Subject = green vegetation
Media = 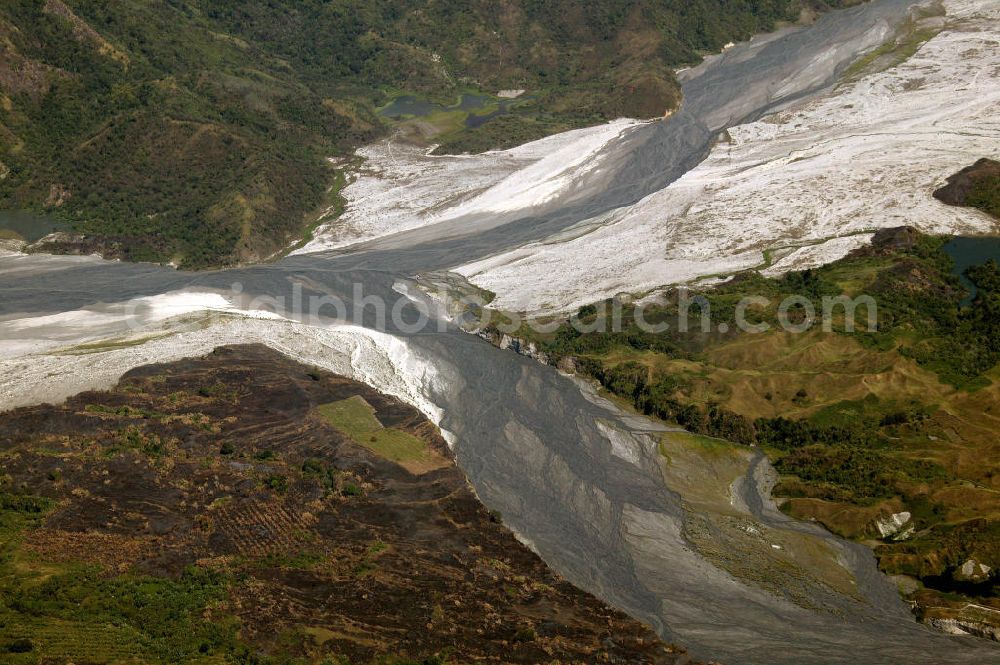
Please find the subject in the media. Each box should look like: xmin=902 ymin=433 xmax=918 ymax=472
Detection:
xmin=774 ymin=444 xmax=946 ymax=503
xmin=1 ymin=0 xmax=852 ymax=267
xmin=374 ymin=91 xmax=573 ymax=154
xmin=968 ymin=171 xmax=1000 ymax=219
xmin=315 ymin=396 xmax=430 ymax=466
xmin=499 ymin=229 xmax=1000 ymax=609
xmin=0 ymin=566 xmax=236 ymax=663
xmin=840 ymin=9 xmax=942 ymax=82
xmin=341 ymin=483 xmax=363 ymax=498
xmin=266 ymin=474 xmax=289 ymax=493
xmin=257 ymin=551 xmax=323 ymax=571
xmin=0 ymin=493 xmax=238 ymax=663
xmin=316 ymin=396 xmax=383 ymax=441
xmin=432 ymin=113 xmax=572 ymax=155
xmin=109 ymin=424 xmax=166 ymax=457
xmin=0 ymin=493 xmax=55 ymax=555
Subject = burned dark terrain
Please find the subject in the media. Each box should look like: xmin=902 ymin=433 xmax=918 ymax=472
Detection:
xmin=0 ymin=344 xmax=692 ymax=664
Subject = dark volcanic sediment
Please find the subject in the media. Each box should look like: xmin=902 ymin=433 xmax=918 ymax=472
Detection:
xmin=0 ymin=344 xmax=694 ymax=664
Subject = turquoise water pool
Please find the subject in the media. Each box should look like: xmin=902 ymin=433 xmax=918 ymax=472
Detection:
xmin=942 ymin=236 xmax=1000 ymax=305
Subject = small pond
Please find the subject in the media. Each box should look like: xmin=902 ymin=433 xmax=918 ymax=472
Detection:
xmin=0 ymin=210 xmax=67 ymax=243
xmin=379 ymin=92 xmax=527 ymax=128
xmin=942 ymin=236 xmax=1000 ymax=305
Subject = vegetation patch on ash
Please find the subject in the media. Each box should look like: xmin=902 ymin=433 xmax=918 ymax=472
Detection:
xmin=935 ymin=158 xmax=1000 ymax=220
xmin=0 ymin=344 xmax=697 ymax=664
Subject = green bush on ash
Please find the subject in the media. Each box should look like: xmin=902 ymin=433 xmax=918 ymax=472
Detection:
xmin=513 ymin=626 xmax=537 ymax=642
xmin=967 ymin=172 xmax=1000 ymax=219
xmin=308 ymin=460 xmax=337 ymax=490
xmin=258 ymin=551 xmax=323 ymax=570
xmin=0 ymin=494 xmax=54 ymax=515
xmin=266 ymin=474 xmax=289 ymax=494
xmin=110 ymin=425 xmax=165 ymax=457
xmin=301 ymin=458 xmax=325 ymax=476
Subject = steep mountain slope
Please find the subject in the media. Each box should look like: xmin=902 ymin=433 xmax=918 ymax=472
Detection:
xmin=0 ymin=0 xmax=851 ymax=268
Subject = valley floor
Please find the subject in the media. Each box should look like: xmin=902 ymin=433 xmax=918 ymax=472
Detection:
xmin=454 ymin=0 xmax=1000 ymax=314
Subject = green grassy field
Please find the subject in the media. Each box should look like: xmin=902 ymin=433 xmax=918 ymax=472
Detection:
xmin=315 ymin=396 xmax=432 ymax=467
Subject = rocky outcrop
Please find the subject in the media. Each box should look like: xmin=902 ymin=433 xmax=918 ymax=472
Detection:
xmin=875 ymin=511 xmax=913 ymax=541
xmin=0 ymin=237 xmax=25 ymax=254
xmin=955 ymin=558 xmax=993 ymax=584
xmin=927 ymin=617 xmax=1000 ymax=642
xmin=934 ymin=158 xmax=1000 ymax=213
xmin=476 ymin=327 xmax=552 ymax=365
xmin=851 ymin=226 xmax=922 ymax=258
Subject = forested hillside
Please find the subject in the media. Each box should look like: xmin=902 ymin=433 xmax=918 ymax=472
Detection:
xmin=0 ymin=0 xmax=849 ymax=268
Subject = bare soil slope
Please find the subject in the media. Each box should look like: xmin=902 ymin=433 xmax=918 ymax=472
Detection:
xmin=0 ymin=344 xmax=694 ymax=664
